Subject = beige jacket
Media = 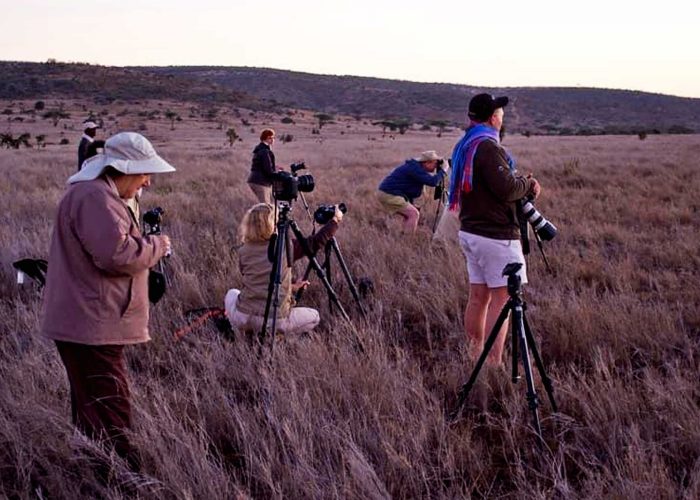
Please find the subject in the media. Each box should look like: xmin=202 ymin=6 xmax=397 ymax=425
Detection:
xmin=235 ymin=221 xmax=339 ymax=318
xmin=41 ymin=176 xmax=168 ymax=345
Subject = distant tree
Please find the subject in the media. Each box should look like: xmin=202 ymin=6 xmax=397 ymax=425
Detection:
xmin=396 ymin=119 xmax=412 ymax=135
xmin=281 ymin=116 xmax=295 ymax=124
xmin=36 ymin=134 xmax=46 ymax=148
xmin=42 ymin=109 xmax=70 ymax=127
xmin=59 ymin=138 xmax=69 ymax=145
xmin=1 ymin=108 xmax=12 ymax=115
xmin=638 ymin=131 xmax=647 ymax=140
xmin=315 ymin=113 xmax=334 ymax=130
xmin=165 ymin=110 xmax=180 ymax=130
xmin=0 ymin=133 xmax=12 ymax=148
xmin=226 ymin=127 xmax=239 ymax=147
xmin=372 ymin=120 xmax=397 ymax=134
xmin=668 ymin=125 xmax=693 ymax=134
xmin=279 ymin=133 xmax=294 ymax=144
xmin=430 ymin=120 xmax=449 ymax=138
xmin=1 ymin=133 xmax=32 ymax=149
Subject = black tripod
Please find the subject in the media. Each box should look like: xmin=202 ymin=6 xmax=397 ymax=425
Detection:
xmin=431 ymin=176 xmax=447 ymax=234
xmin=450 ymin=263 xmax=557 ymax=439
xmin=295 ymin=236 xmax=367 ymax=319
xmin=260 ymin=203 xmax=350 ymax=351
xmin=520 ymin=218 xmax=553 ymax=274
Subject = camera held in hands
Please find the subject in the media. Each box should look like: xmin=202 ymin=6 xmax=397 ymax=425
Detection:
xmin=143 ymin=207 xmax=165 ymax=235
xmin=519 ymin=196 xmax=557 ymax=241
xmin=314 ymin=203 xmax=347 ymax=225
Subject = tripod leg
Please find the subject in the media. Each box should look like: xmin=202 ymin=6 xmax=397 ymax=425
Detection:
xmin=523 ymin=314 xmax=558 ymax=412
xmin=511 ymin=312 xmax=519 ymax=383
xmin=325 ymin=242 xmax=333 ymax=313
xmin=450 ymin=300 xmax=512 ymax=419
xmin=534 ymin=231 xmax=553 ymax=274
xmin=289 ymin=221 xmax=351 ymax=322
xmin=330 ymin=239 xmax=367 ymax=319
xmin=513 ymin=304 xmax=543 ymax=438
xmin=260 ymin=222 xmax=288 ymax=352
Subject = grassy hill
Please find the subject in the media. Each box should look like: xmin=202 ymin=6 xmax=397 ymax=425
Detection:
xmin=2 ymin=61 xmax=699 ymax=135
xmin=142 ymin=66 xmax=700 ymax=134
xmin=0 ymin=61 xmax=264 ymax=109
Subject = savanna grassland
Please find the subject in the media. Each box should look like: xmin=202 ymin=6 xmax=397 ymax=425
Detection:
xmin=1 ymin=99 xmax=699 ymax=499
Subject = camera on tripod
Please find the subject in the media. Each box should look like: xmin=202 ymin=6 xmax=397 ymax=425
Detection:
xmin=272 ymin=163 xmax=315 ymax=201
xmin=314 ymin=203 xmax=347 ymax=224
xmin=519 ymin=196 xmax=557 ymax=241
xmin=143 ymin=207 xmax=165 ymax=235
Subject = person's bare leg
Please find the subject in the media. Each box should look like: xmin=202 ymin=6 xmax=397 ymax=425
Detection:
xmin=397 ymin=204 xmax=420 ymax=232
xmin=484 ymin=286 xmax=510 ymax=366
xmin=464 ymin=284 xmax=489 ymax=360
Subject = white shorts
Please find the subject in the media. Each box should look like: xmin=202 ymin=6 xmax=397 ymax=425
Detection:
xmin=458 ymin=231 xmax=527 ymax=288
xmin=224 ymin=289 xmax=320 ymax=335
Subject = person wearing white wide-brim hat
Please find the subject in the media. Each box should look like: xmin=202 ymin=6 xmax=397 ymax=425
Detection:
xmin=376 ymin=150 xmax=448 ymax=233
xmin=43 ymin=132 xmax=175 ymax=470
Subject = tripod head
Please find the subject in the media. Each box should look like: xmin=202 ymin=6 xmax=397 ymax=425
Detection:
xmin=503 ymin=262 xmax=523 ymax=299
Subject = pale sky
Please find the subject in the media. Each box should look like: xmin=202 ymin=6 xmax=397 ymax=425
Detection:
xmin=1 ymin=0 xmax=698 ymax=98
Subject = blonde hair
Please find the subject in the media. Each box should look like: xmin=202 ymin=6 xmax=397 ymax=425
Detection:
xmin=239 ymin=203 xmax=275 ymax=243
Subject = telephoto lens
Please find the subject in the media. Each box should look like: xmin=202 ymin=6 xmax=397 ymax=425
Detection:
xmin=520 ymin=199 xmax=557 ymax=241
xmin=296 ymin=174 xmax=315 ymax=193
xmin=313 ymin=203 xmax=347 ymax=225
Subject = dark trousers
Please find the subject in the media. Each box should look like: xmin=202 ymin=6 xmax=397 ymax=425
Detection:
xmin=55 ymin=341 xmax=135 ymax=465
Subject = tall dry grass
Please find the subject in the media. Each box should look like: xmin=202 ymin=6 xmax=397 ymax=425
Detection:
xmin=1 ymin=101 xmax=699 ymax=498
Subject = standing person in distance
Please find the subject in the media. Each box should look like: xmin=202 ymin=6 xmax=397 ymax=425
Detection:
xmin=77 ymin=120 xmax=104 ymax=171
xmin=42 ymin=132 xmax=175 ymax=470
xmin=248 ymin=129 xmax=277 ymax=204
xmin=449 ymin=94 xmax=541 ymax=366
xmin=377 ymin=150 xmax=447 ymax=233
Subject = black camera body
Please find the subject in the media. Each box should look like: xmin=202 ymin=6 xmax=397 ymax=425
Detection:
xmin=272 ymin=171 xmax=315 ymax=201
xmin=519 ymin=196 xmax=557 ymax=241
xmin=290 ymin=161 xmax=306 ymax=174
xmin=143 ymin=207 xmax=164 ymax=235
xmin=314 ymin=203 xmax=347 ymax=225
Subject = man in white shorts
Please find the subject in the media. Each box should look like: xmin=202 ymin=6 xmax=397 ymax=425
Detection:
xmin=449 ymin=93 xmax=541 ymax=366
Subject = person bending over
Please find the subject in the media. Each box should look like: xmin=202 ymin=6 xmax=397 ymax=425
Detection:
xmin=247 ymin=129 xmax=277 ymax=204
xmin=225 ymin=203 xmax=343 ymax=334
xmin=449 ymin=93 xmax=541 ymax=366
xmin=377 ymin=150 xmax=447 ymax=232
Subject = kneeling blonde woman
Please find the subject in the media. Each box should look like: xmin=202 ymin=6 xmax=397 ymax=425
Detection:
xmin=225 ymin=203 xmax=343 ymax=335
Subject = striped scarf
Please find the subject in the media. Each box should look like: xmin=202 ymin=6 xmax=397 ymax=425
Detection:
xmin=448 ymin=124 xmax=515 ymax=210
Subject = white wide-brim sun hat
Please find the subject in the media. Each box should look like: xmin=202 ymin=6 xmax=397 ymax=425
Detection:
xmin=69 ymin=131 xmax=176 ymax=184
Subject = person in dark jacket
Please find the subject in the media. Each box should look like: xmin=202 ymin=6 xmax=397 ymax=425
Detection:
xmin=449 ymin=93 xmax=541 ymax=366
xmin=377 ymin=150 xmax=447 ymax=232
xmin=248 ymin=129 xmax=276 ymax=203
xmin=77 ymin=120 xmax=104 ymax=171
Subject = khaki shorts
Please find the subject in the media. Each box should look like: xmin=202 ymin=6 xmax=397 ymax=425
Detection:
xmin=458 ymin=231 xmax=527 ymax=288
xmin=377 ymin=190 xmax=409 ymax=214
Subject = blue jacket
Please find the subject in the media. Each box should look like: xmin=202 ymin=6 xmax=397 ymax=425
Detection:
xmin=378 ymin=159 xmax=445 ymax=203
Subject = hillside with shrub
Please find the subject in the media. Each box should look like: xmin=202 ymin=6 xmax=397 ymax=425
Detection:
xmin=143 ymin=66 xmax=700 ymax=135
